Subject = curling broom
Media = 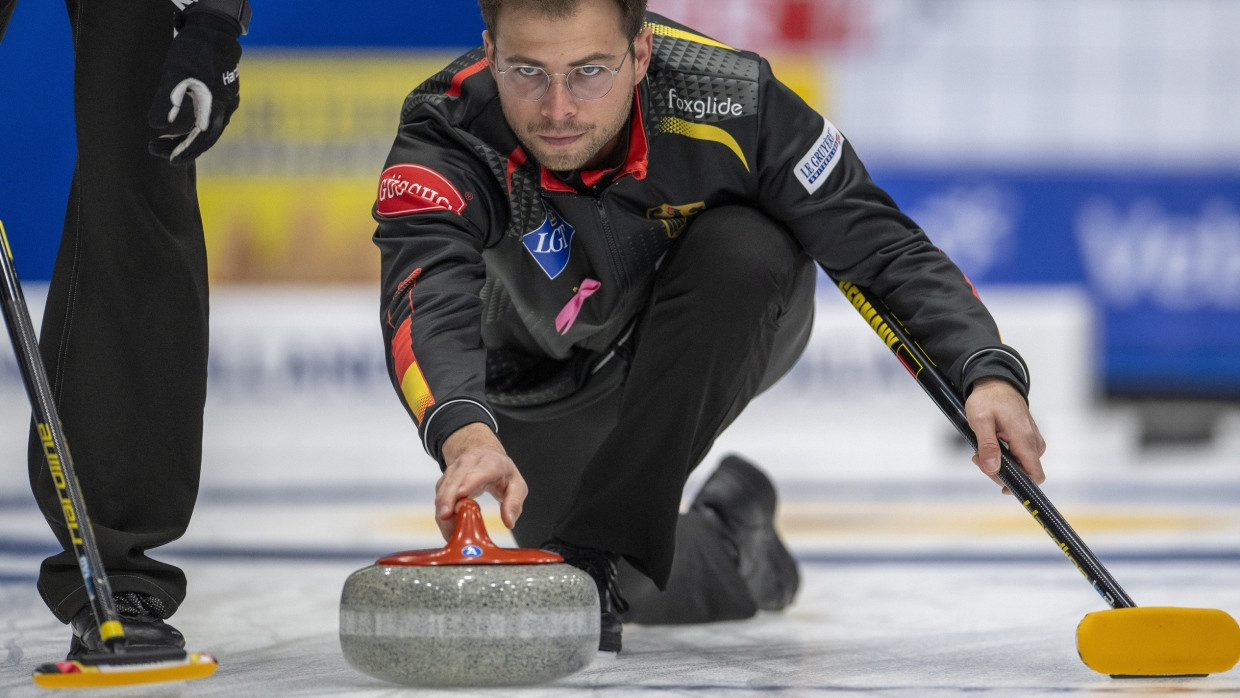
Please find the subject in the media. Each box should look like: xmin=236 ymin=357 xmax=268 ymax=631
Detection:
xmin=0 ymin=220 xmax=217 ymax=688
xmin=836 ymin=279 xmax=1240 ymax=677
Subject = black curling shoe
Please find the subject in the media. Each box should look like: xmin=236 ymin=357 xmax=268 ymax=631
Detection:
xmin=691 ymin=454 xmax=800 ymax=611
xmin=67 ymin=592 xmax=185 ymax=660
xmin=542 ymin=540 xmax=630 ymax=653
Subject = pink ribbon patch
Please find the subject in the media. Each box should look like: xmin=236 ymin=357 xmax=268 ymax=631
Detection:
xmin=555 ymin=279 xmax=601 ymax=335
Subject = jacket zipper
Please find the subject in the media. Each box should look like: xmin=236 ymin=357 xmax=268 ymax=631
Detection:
xmin=593 ymin=192 xmax=631 ymax=291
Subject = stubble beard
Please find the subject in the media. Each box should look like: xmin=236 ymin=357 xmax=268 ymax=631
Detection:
xmin=508 ymin=100 xmax=633 ymax=172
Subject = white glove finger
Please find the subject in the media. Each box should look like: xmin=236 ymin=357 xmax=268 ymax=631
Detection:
xmin=183 ymin=79 xmax=214 ymax=132
xmin=169 ymin=127 xmax=202 ymax=162
xmin=165 ymin=78 xmax=214 ymax=132
xmin=166 ymin=80 xmax=191 ymax=123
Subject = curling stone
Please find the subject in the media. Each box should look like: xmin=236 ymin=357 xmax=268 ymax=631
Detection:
xmin=339 ymin=499 xmax=600 ymax=686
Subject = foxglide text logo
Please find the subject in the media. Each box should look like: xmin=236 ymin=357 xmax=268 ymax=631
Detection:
xmin=667 ymin=88 xmax=744 ymax=120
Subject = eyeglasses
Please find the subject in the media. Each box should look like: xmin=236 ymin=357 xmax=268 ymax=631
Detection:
xmin=496 ymin=50 xmax=631 ymax=102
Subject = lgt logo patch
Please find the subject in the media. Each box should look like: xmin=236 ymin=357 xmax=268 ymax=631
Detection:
xmin=523 ymin=201 xmax=575 ymax=279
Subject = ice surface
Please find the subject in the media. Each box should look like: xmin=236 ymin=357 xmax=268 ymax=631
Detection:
xmin=2 ymin=287 xmax=1238 ymax=696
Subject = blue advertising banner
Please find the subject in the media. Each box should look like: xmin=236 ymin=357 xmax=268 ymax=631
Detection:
xmin=0 ymin=1 xmax=486 ymax=281
xmin=871 ymin=167 xmax=1240 ymax=399
xmin=3 ymin=0 xmax=1237 ymax=400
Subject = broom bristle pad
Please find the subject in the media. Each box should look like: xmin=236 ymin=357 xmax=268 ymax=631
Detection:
xmin=1077 ymin=607 xmax=1240 ymax=676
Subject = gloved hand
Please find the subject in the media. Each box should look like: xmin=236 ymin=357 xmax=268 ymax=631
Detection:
xmin=148 ymin=9 xmax=243 ymax=165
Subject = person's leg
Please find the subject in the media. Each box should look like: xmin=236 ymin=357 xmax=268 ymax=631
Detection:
xmin=616 ymin=450 xmax=801 ymax=625
xmin=499 ymin=388 xmax=623 ymax=551
xmin=613 ymin=504 xmax=759 ymax=624
xmin=0 ymin=0 xmax=16 ymax=42
xmin=497 ymin=206 xmax=813 ymax=627
xmin=551 ymin=205 xmax=815 ymax=588
xmin=612 ymin=208 xmax=815 ymax=624
xmin=500 ymin=404 xmax=777 ymax=626
xmin=495 ymin=369 xmax=631 ymax=650
xmin=29 ymin=0 xmax=209 ymax=625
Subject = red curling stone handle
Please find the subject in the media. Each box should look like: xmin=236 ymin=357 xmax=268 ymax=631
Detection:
xmin=376 ymin=499 xmax=564 ymax=566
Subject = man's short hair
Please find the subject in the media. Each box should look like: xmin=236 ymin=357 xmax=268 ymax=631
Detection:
xmin=478 ymin=0 xmax=648 ymax=42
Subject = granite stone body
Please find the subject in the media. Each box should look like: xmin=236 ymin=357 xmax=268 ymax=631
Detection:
xmin=340 ymin=562 xmax=599 ymax=686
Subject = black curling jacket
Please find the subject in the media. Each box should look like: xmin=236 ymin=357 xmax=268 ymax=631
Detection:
xmin=372 ymin=13 xmax=1030 ymax=464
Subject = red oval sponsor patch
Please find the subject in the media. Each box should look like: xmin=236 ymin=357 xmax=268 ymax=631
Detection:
xmin=376 ymin=164 xmax=467 ymax=217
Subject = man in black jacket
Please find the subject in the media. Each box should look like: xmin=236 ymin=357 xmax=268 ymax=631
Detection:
xmin=2 ymin=0 xmax=249 ymax=660
xmin=374 ymin=0 xmax=1045 ymax=652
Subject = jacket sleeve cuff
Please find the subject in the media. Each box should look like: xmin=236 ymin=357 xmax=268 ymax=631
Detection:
xmin=419 ymin=399 xmax=499 ymax=470
xmin=951 ymin=345 xmax=1031 ymax=401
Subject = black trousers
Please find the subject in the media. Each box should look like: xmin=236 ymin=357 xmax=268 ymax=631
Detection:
xmin=497 ymin=206 xmax=816 ymax=624
xmin=12 ymin=0 xmax=209 ymax=623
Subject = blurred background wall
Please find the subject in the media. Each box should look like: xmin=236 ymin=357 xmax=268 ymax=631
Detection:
xmin=657 ymin=0 xmax=1240 ymax=408
xmin=2 ymin=0 xmax=1238 ymax=450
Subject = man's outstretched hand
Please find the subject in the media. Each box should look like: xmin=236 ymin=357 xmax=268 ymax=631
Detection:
xmin=434 ymin=423 xmax=527 ymax=540
xmin=964 ymin=377 xmax=1046 ymax=493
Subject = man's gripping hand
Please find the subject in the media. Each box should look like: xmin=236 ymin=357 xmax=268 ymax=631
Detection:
xmin=148 ymin=7 xmax=244 ymax=165
xmin=434 ymin=423 xmax=528 ymax=540
xmin=965 ymin=377 xmax=1047 ymax=493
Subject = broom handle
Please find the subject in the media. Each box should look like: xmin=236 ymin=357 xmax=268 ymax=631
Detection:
xmin=836 ymin=279 xmax=1136 ymax=609
xmin=0 ymin=221 xmax=127 ymax=648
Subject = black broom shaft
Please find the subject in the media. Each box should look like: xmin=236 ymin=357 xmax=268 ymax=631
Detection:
xmin=836 ymin=280 xmax=1135 ymax=609
xmin=0 ymin=222 xmax=126 ymax=646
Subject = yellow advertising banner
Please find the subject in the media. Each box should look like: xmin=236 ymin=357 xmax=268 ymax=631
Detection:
xmin=196 ymin=51 xmax=455 ymax=283
xmin=196 ymin=50 xmax=823 ymax=284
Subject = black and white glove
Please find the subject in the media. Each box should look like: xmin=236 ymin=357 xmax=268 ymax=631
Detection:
xmin=148 ymin=6 xmax=245 ymax=165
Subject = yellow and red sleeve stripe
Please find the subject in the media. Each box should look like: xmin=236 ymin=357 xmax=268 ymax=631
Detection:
xmin=391 ymin=316 xmax=436 ymax=423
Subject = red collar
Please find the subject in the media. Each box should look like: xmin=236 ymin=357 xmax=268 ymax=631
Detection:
xmin=537 ymin=88 xmax=649 ymax=193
